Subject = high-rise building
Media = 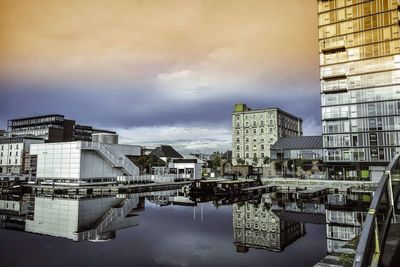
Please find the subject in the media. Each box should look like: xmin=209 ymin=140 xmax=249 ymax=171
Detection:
xmin=232 ymin=103 xmax=302 ymax=167
xmin=318 ymin=0 xmax=400 ymax=180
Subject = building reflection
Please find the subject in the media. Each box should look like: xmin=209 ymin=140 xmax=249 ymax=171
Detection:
xmin=325 ymin=193 xmax=370 ymax=253
xmin=24 ymin=194 xmax=142 ymax=242
xmin=233 ymin=194 xmax=306 ymax=253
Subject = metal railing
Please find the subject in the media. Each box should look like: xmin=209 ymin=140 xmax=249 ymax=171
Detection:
xmin=353 ymin=154 xmax=400 ymax=267
xmin=79 ymin=142 xmax=139 ymax=176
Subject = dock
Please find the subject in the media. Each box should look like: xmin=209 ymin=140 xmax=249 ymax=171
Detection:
xmin=296 ymin=187 xmax=329 ymax=199
xmin=240 ymin=185 xmax=278 ymax=196
xmin=24 ymin=181 xmax=191 ymax=195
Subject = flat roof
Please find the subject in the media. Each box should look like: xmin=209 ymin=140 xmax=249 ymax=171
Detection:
xmin=232 ymin=107 xmax=302 ymax=121
xmin=9 ymin=114 xmax=65 ymax=122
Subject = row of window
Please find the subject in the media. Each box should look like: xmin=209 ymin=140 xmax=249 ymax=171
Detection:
xmin=323 ymin=116 xmax=400 ymax=133
xmin=235 ymin=112 xmax=275 ymax=120
xmin=0 ymin=159 xmax=19 ymax=165
xmin=320 ymin=25 xmax=399 ymax=51
xmin=324 ymin=132 xmax=400 ymax=148
xmin=322 ymin=85 xmax=400 ymax=106
xmin=0 ymin=144 xmax=19 ymax=150
xmin=10 ymin=116 xmax=63 ymax=127
xmin=235 ymin=152 xmax=266 ymax=159
xmin=319 ymin=0 xmax=397 ymax=25
xmin=319 ymin=10 xmax=398 ymax=39
xmin=321 ymin=54 xmax=400 ymax=79
xmin=324 ymin=146 xmax=399 ymax=162
xmin=235 ymin=128 xmax=275 ymax=135
xmin=0 ymin=151 xmax=19 ymax=157
xmin=318 ymin=0 xmax=397 ymax=14
xmin=235 ymin=120 xmax=274 ymax=127
xmin=322 ymin=100 xmax=400 ymax=120
xmin=235 ymin=144 xmax=269 ymax=151
xmin=320 ymin=39 xmax=399 ymax=66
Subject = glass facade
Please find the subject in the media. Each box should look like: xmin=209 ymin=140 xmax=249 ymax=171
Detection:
xmin=318 ymin=0 xmax=400 ymax=171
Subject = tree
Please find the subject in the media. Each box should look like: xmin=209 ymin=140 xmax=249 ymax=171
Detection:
xmin=274 ymin=160 xmax=283 ymax=172
xmin=212 ymin=152 xmax=221 ymax=170
xmin=263 ymin=156 xmax=270 ymax=165
xmin=236 ymin=158 xmax=245 ymax=165
xmin=252 ymin=157 xmax=258 ymax=166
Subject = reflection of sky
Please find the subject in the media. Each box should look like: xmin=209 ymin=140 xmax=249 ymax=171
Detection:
xmin=0 ymin=0 xmax=321 ymax=153
xmin=0 ymin=200 xmax=327 ymax=267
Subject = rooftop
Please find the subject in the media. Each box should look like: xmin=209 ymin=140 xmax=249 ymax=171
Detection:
xmin=271 ymin=136 xmax=323 ymax=150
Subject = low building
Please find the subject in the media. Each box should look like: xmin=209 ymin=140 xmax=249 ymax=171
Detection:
xmin=149 ymin=145 xmax=183 ymax=163
xmin=169 ymin=157 xmax=203 ymax=180
xmin=0 ymin=136 xmax=44 ymax=175
xmin=232 ymin=103 xmax=303 ymax=167
xmin=270 ymin=136 xmax=324 ymax=178
xmin=0 ymin=130 xmax=5 ymax=137
xmin=30 ymin=133 xmax=140 ymax=185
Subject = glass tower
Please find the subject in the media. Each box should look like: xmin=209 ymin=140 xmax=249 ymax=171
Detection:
xmin=318 ymin=0 xmax=400 ymax=179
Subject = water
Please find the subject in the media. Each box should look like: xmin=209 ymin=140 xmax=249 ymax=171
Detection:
xmin=0 ymin=190 xmax=370 ymax=267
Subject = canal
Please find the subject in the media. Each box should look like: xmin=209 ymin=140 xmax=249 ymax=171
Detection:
xmin=0 ymin=190 xmax=371 ymax=267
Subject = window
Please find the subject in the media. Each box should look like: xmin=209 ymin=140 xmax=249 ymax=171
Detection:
xmin=15 ymin=159 xmax=17 ymax=164
xmin=253 ymin=153 xmax=257 ymax=158
xmin=236 ymin=129 xmax=240 ymax=135
xmin=261 ymin=144 xmax=264 ymax=150
xmin=260 ymin=128 xmax=264 ymax=134
xmin=245 ymin=145 xmax=249 ymax=150
xmin=245 ymin=153 xmax=249 ymax=158
xmin=16 ymin=151 xmax=18 ymax=156
xmin=253 ymin=129 xmax=256 ymax=134
xmin=245 ymin=138 xmax=249 ymax=143
xmin=261 ymin=153 xmax=264 ymax=158
xmin=253 ymin=121 xmax=256 ymax=127
xmin=236 ymin=153 xmax=240 ymax=158
xmin=246 ymin=129 xmax=249 ymax=134
xmin=236 ymin=145 xmax=240 ymax=150
xmin=10 ymin=145 xmax=12 ymax=150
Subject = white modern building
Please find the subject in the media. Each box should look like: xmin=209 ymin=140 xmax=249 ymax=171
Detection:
xmin=0 ymin=136 xmax=44 ymax=175
xmin=30 ymin=134 xmax=140 ymax=185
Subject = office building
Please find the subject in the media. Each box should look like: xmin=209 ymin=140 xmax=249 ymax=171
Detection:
xmin=232 ymin=103 xmax=303 ymax=166
xmin=8 ymin=114 xmax=75 ymax=142
xmin=0 ymin=136 xmax=44 ymax=175
xmin=7 ymin=114 xmax=116 ymax=143
xmin=318 ymin=0 xmax=400 ymax=180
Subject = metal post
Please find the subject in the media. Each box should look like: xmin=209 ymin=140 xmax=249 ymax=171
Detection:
xmin=373 ymin=215 xmax=380 ymax=255
xmin=386 ymin=170 xmax=395 ymax=218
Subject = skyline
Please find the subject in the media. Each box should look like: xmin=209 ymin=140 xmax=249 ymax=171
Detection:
xmin=0 ymin=0 xmax=321 ymax=153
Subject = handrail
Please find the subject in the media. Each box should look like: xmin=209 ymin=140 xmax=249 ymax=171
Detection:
xmin=353 ymin=154 xmax=400 ymax=267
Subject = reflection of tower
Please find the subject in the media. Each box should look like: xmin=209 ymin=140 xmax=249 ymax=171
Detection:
xmin=25 ymin=194 xmax=141 ymax=241
xmin=325 ymin=194 xmax=370 ymax=253
xmin=232 ymin=194 xmax=305 ymax=252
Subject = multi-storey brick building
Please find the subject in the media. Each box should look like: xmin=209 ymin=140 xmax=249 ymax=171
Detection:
xmin=232 ymin=103 xmax=302 ymax=166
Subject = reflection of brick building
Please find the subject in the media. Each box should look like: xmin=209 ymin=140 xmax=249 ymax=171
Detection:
xmin=233 ymin=195 xmax=305 ymax=252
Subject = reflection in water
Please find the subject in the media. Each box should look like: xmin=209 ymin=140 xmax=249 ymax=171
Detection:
xmin=233 ymin=194 xmax=306 ymax=252
xmin=0 ymin=189 xmax=373 ymax=266
xmin=325 ymin=193 xmax=370 ymax=253
xmin=25 ymin=194 xmax=141 ymax=241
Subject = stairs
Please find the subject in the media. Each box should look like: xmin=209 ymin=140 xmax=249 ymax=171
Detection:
xmin=79 ymin=141 xmax=139 ymax=176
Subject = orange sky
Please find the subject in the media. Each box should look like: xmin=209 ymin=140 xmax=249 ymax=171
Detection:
xmin=0 ymin=0 xmax=319 ymax=88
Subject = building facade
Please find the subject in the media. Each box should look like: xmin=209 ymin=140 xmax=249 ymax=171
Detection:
xmin=7 ymin=114 xmax=116 ymax=143
xmin=8 ymin=114 xmax=75 ymax=142
xmin=0 ymin=136 xmax=44 ymax=175
xmin=232 ymin=103 xmax=303 ymax=166
xmin=30 ymin=138 xmax=140 ymax=185
xmin=73 ymin=124 xmax=116 ymax=142
xmin=318 ymin=0 xmax=400 ymax=180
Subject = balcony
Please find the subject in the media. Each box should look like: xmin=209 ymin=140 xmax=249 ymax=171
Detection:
xmin=323 ymin=112 xmax=349 ymax=120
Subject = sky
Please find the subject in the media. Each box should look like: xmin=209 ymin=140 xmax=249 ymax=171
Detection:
xmin=0 ymin=0 xmax=321 ymax=154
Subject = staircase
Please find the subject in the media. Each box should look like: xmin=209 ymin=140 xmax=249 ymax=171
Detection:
xmin=75 ymin=197 xmax=139 ymax=241
xmin=79 ymin=141 xmax=139 ymax=176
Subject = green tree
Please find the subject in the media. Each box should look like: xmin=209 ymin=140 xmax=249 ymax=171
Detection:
xmin=263 ymin=156 xmax=270 ymax=165
xmin=212 ymin=152 xmax=221 ymax=170
xmin=236 ymin=158 xmax=245 ymax=165
xmin=252 ymin=157 xmax=258 ymax=166
xmin=274 ymin=160 xmax=283 ymax=172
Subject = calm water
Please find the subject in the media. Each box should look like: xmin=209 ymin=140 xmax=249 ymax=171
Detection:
xmin=0 ymin=191 xmax=370 ymax=267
